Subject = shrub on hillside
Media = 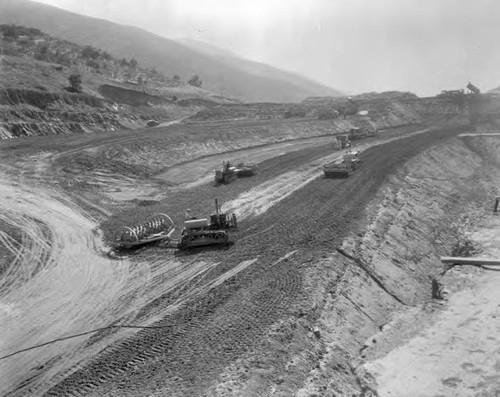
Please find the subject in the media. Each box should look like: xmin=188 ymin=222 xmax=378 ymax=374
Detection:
xmin=81 ymin=45 xmax=100 ymax=60
xmin=188 ymin=74 xmax=202 ymax=88
xmin=67 ymin=74 xmax=82 ymax=93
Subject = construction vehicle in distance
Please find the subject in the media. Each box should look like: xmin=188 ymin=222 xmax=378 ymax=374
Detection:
xmin=349 ymin=127 xmax=368 ymax=140
xmin=336 ymin=134 xmax=351 ymax=149
xmin=234 ymin=162 xmax=258 ymax=177
xmin=214 ymin=160 xmax=257 ymax=184
xmin=215 ymin=161 xmax=238 ymax=184
xmin=323 ymin=149 xmax=360 ymax=178
xmin=437 ymin=89 xmax=465 ymax=99
xmin=175 ymin=199 xmax=238 ymax=250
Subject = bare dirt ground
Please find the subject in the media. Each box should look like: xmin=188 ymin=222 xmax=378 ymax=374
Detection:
xmin=355 ymin=135 xmax=500 ymax=397
xmin=0 ymin=117 xmax=481 ymax=397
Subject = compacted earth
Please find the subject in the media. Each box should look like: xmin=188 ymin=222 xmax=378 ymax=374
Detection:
xmin=0 ymin=113 xmax=498 ymax=396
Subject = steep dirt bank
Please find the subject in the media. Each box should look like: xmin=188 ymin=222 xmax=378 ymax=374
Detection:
xmin=0 ymin=88 xmax=194 ymax=139
xmin=205 ymin=133 xmax=490 ymax=397
xmin=356 ymin=135 xmax=500 ymax=397
xmin=51 ymin=110 xmax=424 ymax=194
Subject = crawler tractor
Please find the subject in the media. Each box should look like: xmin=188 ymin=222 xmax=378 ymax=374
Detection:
xmin=215 ymin=160 xmax=257 ymax=183
xmin=176 ymin=199 xmax=237 ymax=250
xmin=323 ymin=149 xmax=360 ymax=178
xmin=215 ymin=161 xmax=238 ymax=184
xmin=113 ymin=199 xmax=237 ymax=252
xmin=234 ymin=162 xmax=257 ymax=177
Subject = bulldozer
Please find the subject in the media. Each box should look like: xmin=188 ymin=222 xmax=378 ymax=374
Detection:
xmin=215 ymin=160 xmax=257 ymax=184
xmin=113 ymin=199 xmax=237 ymax=252
xmin=176 ymin=199 xmax=237 ymax=250
xmin=215 ymin=161 xmax=238 ymax=184
xmin=323 ymin=149 xmax=359 ymax=178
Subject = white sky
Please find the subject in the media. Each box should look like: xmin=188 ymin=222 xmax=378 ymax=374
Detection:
xmin=35 ymin=0 xmax=500 ymax=95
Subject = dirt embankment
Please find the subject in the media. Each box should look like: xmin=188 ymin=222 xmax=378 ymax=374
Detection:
xmin=51 ymin=104 xmax=424 ymax=192
xmin=200 ymin=132 xmax=490 ymax=397
xmin=0 ymin=88 xmax=122 ymax=138
xmin=353 ymin=135 xmax=500 ymax=396
xmin=0 ymin=88 xmax=191 ymax=139
xmin=98 ymin=85 xmax=169 ymax=107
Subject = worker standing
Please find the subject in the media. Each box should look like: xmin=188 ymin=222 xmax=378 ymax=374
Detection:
xmin=185 ymin=208 xmax=197 ymax=220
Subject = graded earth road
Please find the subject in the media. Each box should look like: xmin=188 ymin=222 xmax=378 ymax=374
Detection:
xmin=0 ymin=123 xmax=467 ymax=396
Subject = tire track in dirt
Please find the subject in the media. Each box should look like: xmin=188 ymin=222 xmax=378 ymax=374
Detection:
xmin=44 ymin=125 xmax=469 ymax=396
xmin=221 ymin=127 xmax=430 ymax=220
xmin=0 ymin=174 xmax=248 ymax=397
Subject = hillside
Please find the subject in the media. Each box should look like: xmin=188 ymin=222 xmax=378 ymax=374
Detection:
xmin=0 ymin=24 xmax=231 ymax=138
xmin=488 ymin=85 xmax=500 ymax=95
xmin=179 ymin=38 xmax=343 ymax=100
xmin=0 ymin=0 xmax=342 ymax=103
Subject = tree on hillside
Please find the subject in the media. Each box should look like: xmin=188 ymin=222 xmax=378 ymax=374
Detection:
xmin=81 ymin=45 xmax=100 ymax=60
xmin=188 ymin=74 xmax=202 ymax=88
xmin=102 ymin=50 xmax=112 ymax=61
xmin=34 ymin=42 xmax=50 ymax=61
xmin=2 ymin=24 xmax=19 ymax=40
xmin=129 ymin=58 xmax=138 ymax=69
xmin=68 ymin=74 xmax=82 ymax=93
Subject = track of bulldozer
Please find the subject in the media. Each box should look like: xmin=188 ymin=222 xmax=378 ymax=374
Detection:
xmin=39 ymin=125 xmax=467 ymax=397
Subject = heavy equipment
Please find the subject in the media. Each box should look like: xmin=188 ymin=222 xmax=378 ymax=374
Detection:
xmin=336 ymin=134 xmax=351 ymax=149
xmin=323 ymin=150 xmax=359 ymax=178
xmin=114 ymin=199 xmax=237 ymax=252
xmin=467 ymin=82 xmax=481 ymax=95
xmin=176 ymin=199 xmax=237 ymax=250
xmin=349 ymin=127 xmax=366 ymax=140
xmin=114 ymin=213 xmax=175 ymax=249
xmin=234 ymin=162 xmax=258 ymax=177
xmin=215 ymin=161 xmax=238 ymax=184
xmin=215 ymin=160 xmax=257 ymax=183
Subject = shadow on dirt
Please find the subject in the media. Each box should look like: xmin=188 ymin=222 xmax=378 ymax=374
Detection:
xmin=173 ymin=241 xmax=235 ymax=257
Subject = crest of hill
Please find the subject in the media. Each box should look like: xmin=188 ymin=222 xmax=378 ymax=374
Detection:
xmin=0 ymin=0 xmax=342 ymax=103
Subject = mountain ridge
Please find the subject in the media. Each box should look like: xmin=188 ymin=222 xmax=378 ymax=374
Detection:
xmin=0 ymin=0 xmax=342 ymax=102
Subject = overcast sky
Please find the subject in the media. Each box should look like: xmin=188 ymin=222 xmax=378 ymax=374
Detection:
xmin=35 ymin=0 xmax=500 ymax=95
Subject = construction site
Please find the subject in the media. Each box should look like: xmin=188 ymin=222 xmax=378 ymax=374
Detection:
xmin=1 ymin=74 xmax=500 ymax=397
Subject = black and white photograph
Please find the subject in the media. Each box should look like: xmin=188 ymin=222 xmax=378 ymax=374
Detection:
xmin=0 ymin=0 xmax=499 ymax=396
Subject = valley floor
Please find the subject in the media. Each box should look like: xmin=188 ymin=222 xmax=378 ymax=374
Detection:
xmin=0 ymin=118 xmax=497 ymax=397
